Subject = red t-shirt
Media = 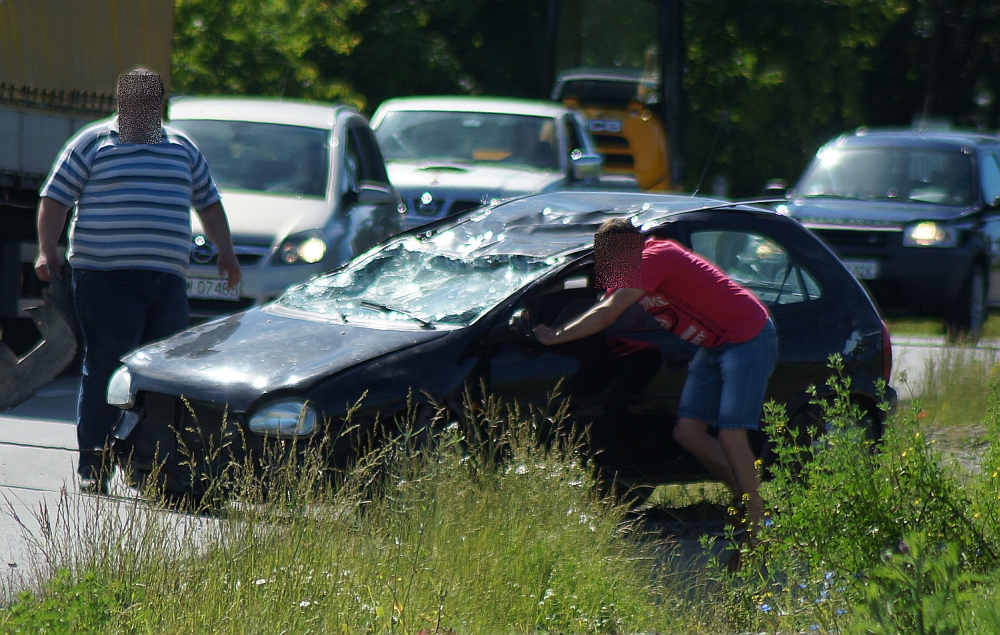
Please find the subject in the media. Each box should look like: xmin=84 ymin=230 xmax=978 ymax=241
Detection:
xmin=617 ymin=238 xmax=769 ymax=348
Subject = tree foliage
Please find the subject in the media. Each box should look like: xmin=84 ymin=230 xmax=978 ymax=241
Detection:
xmin=172 ymin=0 xmax=367 ymax=106
xmin=171 ymin=0 xmax=1000 ymax=197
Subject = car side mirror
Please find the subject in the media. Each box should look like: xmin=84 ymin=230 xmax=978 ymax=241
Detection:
xmin=490 ymin=308 xmax=536 ymax=345
xmin=571 ymin=153 xmax=603 ymax=180
xmin=356 ymin=182 xmax=398 ymax=206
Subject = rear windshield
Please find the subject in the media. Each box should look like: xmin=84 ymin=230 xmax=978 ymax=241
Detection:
xmin=375 ymin=111 xmax=560 ymax=171
xmin=796 ymin=146 xmax=975 ymax=206
xmin=169 ymin=119 xmax=330 ymax=198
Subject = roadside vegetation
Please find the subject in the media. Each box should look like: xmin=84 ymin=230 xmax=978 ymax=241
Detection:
xmin=3 ymin=355 xmax=1000 ymax=633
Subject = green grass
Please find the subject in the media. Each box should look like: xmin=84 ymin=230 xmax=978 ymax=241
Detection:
xmin=3 ymin=359 xmax=1000 ymax=634
xmin=886 ymin=312 xmax=1000 ymax=340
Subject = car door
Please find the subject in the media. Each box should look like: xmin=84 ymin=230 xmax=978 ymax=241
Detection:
xmin=333 ymin=120 xmax=402 ymax=266
xmin=486 ymin=211 xmax=844 ymax=483
xmin=485 ymin=257 xmax=700 ymax=480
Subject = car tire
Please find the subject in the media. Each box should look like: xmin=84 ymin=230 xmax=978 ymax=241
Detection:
xmin=945 ymin=265 xmax=987 ymax=342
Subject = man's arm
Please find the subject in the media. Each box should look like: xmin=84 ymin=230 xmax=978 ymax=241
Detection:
xmin=34 ymin=197 xmax=71 ymax=282
xmin=194 ymin=201 xmax=242 ymax=289
xmin=533 ymin=288 xmax=646 ymax=345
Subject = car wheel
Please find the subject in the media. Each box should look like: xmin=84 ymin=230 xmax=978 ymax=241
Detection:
xmin=945 ymin=265 xmax=986 ymax=342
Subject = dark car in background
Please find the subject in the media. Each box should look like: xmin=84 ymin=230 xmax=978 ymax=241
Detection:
xmin=107 ymin=191 xmax=895 ymax=497
xmin=777 ymin=128 xmax=1000 ymax=337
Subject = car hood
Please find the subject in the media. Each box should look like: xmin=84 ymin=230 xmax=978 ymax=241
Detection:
xmin=122 ymin=307 xmax=448 ymax=410
xmin=784 ymin=197 xmax=975 ymax=226
xmin=387 ymin=162 xmax=564 ymax=199
xmin=191 ymin=191 xmax=333 ymax=245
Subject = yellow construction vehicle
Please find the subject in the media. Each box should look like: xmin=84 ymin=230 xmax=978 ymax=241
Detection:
xmin=547 ymin=0 xmax=684 ymax=191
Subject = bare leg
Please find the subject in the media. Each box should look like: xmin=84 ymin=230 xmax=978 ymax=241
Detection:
xmin=718 ymin=428 xmax=763 ymax=526
xmin=673 ymin=417 xmax=740 ymax=497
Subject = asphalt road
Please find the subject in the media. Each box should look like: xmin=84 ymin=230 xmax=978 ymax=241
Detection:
xmin=2 ymin=336 xmax=997 ymax=586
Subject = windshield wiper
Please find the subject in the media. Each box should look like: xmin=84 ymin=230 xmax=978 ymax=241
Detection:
xmin=361 ymin=300 xmax=435 ymax=329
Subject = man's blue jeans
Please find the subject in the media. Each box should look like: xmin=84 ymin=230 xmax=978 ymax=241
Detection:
xmin=72 ymin=269 xmax=189 ymax=477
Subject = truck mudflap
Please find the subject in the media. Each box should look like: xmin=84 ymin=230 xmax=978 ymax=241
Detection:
xmin=0 ymin=276 xmax=77 ymax=411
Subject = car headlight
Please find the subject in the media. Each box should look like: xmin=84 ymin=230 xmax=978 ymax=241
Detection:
xmin=276 ymin=232 xmax=327 ymax=265
xmin=106 ymin=366 xmax=134 ymax=408
xmin=902 ymin=222 xmax=958 ymax=248
xmin=248 ymin=399 xmax=319 ymax=438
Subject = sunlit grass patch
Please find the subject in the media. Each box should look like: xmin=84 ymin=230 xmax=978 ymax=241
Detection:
xmin=886 ymin=311 xmax=1000 ymax=340
xmin=4 ymin=367 xmax=1000 ymax=634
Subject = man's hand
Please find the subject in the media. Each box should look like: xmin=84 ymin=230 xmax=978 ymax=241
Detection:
xmin=532 ymin=287 xmax=646 ymax=346
xmin=195 ymin=201 xmax=241 ymax=290
xmin=533 ymin=324 xmax=560 ymax=345
xmin=34 ymin=251 xmax=61 ymax=282
xmin=35 ymin=197 xmax=70 ymax=282
xmin=217 ymin=251 xmax=242 ymax=290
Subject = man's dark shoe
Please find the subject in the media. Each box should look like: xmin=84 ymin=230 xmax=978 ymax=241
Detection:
xmin=79 ymin=469 xmax=112 ymax=495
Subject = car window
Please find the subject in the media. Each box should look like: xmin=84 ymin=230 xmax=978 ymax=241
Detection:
xmin=341 ymin=130 xmax=363 ymax=199
xmin=169 ymin=119 xmax=329 ymax=197
xmin=797 ymin=146 xmax=974 ymax=206
xmin=690 ymin=230 xmax=822 ymax=305
xmin=375 ymin=111 xmax=560 ymax=171
xmin=981 ymin=150 xmax=1000 ymax=205
xmin=351 ymin=125 xmax=391 ymax=185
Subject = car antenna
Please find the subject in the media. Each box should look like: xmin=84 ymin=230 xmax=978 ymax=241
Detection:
xmin=692 ymin=109 xmax=728 ymax=196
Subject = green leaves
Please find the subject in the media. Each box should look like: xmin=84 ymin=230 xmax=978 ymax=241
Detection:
xmin=172 ymin=0 xmax=367 ymax=106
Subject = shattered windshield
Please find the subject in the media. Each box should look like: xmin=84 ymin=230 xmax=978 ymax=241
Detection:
xmin=375 ymin=111 xmax=560 ymax=171
xmin=277 ymin=236 xmax=562 ymax=327
xmin=796 ymin=146 xmax=974 ymax=206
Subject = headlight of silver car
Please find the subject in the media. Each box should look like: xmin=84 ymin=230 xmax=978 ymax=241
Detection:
xmin=902 ymin=222 xmax=958 ymax=248
xmin=248 ymin=399 xmax=319 ymax=438
xmin=106 ymin=365 xmax=134 ymax=408
xmin=276 ymin=231 xmax=327 ymax=265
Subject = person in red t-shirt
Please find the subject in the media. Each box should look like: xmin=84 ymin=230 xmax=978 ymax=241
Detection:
xmin=533 ymin=218 xmax=778 ymax=530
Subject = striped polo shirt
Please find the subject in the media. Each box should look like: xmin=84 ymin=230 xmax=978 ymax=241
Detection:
xmin=39 ymin=116 xmax=221 ymax=278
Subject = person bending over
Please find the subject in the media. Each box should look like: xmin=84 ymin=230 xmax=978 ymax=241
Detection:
xmin=532 ymin=218 xmax=778 ymax=528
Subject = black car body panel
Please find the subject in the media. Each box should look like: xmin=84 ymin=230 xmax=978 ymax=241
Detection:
xmin=781 ymin=128 xmax=1000 ymax=331
xmin=113 ymin=191 xmax=896 ymax=492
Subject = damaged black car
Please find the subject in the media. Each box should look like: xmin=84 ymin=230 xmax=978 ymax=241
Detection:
xmin=107 ymin=191 xmax=896 ymax=497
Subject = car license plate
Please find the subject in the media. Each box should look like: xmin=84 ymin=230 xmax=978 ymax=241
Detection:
xmin=842 ymin=259 xmax=879 ymax=280
xmin=187 ymin=277 xmax=241 ymax=301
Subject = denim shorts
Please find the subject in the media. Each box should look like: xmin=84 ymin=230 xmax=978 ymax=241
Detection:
xmin=676 ymin=318 xmax=778 ymax=431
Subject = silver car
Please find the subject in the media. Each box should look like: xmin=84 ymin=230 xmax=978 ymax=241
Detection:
xmin=167 ymin=96 xmax=403 ymax=318
xmin=370 ymin=96 xmax=604 ymax=230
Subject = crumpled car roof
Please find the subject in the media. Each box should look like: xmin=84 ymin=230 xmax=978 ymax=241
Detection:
xmin=414 ymin=190 xmax=750 ymax=259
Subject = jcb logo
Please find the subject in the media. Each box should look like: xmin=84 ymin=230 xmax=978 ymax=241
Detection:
xmin=587 ymin=119 xmax=622 ymax=134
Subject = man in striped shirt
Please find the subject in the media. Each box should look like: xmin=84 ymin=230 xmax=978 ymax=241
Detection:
xmin=34 ymin=69 xmax=241 ymax=494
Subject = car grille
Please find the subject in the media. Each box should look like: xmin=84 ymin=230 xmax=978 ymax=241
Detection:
xmin=404 ymin=197 xmax=484 ymax=220
xmin=812 ymin=228 xmax=895 ymax=248
xmin=602 ymin=154 xmax=635 ymax=169
xmin=190 ymin=244 xmax=269 ymax=267
xmin=593 ymin=134 xmax=630 ymax=150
